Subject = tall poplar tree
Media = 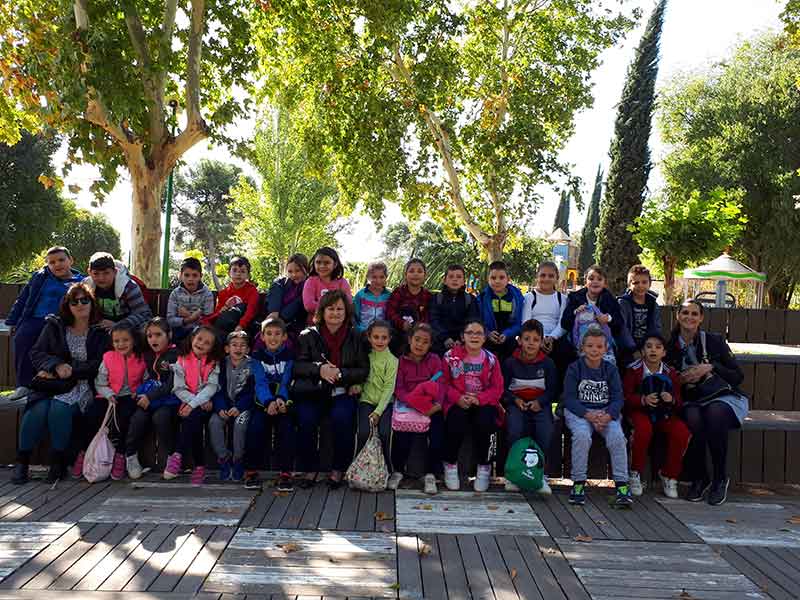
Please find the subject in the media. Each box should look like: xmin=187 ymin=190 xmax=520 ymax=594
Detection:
xmin=579 ymin=164 xmax=603 ymax=272
xmin=596 ymin=0 xmax=667 ymax=292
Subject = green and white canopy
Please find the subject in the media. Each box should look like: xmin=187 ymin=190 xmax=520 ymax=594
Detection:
xmin=683 ymin=254 xmax=766 ymax=282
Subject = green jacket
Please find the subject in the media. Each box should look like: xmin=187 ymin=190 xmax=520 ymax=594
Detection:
xmin=360 ymin=349 xmax=399 ymax=415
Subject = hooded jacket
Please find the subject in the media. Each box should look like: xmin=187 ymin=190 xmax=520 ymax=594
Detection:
xmin=292 ymin=325 xmax=369 ymax=399
xmin=386 ymin=284 xmax=433 ymax=332
xmin=353 ymin=286 xmax=392 ymax=333
xmin=6 ymin=266 xmax=84 ymax=326
xmin=394 ymin=352 xmax=444 ymax=415
xmin=477 ymin=283 xmax=525 ymax=340
xmin=82 ymin=260 xmax=152 ymax=329
xmin=166 ymin=282 xmax=215 ymax=329
xmin=250 ymin=344 xmax=295 ymax=408
xmin=441 ymin=344 xmax=504 ymax=425
xmin=561 ymin=287 xmax=629 ymax=351
xmin=617 ymin=289 xmax=661 ymax=350
xmin=501 ymin=348 xmax=558 ymax=408
xmin=202 ymin=280 xmax=260 ymax=330
xmin=430 ymin=287 xmax=479 ymax=351
xmin=142 ymin=346 xmax=180 ymax=410
xmin=266 ymin=276 xmax=307 ymax=334
xmin=211 ymin=356 xmax=258 ymax=413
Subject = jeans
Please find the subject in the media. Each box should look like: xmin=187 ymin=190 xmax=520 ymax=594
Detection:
xmin=13 ymin=317 xmax=45 ymax=389
xmin=392 ymin=412 xmax=445 ymax=475
xmin=245 ymin=408 xmax=294 ymax=472
xmin=564 ymin=409 xmax=628 ymax=483
xmin=506 ymin=402 xmax=554 ymax=464
xmin=295 ymin=394 xmax=358 ymax=472
xmin=444 ymin=404 xmax=498 ymax=465
xmin=19 ymin=397 xmax=80 ymax=453
xmin=209 ymin=410 xmax=251 ymax=462
xmin=356 ymin=402 xmax=392 ymax=466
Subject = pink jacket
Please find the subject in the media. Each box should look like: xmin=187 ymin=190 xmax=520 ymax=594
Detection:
xmin=395 ymin=353 xmax=444 ymax=414
xmin=302 ymin=276 xmax=353 ymax=319
xmin=441 ymin=345 xmax=505 ymax=425
xmin=98 ymin=351 xmax=147 ymax=397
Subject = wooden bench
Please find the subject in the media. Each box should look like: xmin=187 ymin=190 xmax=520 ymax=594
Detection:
xmin=743 ymin=409 xmax=800 ymax=431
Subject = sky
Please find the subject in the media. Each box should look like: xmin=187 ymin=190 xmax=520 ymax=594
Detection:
xmin=61 ymin=0 xmax=785 ymax=265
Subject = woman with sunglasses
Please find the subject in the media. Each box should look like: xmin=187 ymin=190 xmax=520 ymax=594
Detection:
xmin=12 ymin=283 xmax=109 ymax=484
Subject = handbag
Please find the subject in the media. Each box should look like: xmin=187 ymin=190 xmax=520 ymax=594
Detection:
xmin=83 ymin=403 xmax=117 ymax=483
xmin=391 ymin=397 xmax=431 ymax=432
xmin=345 ymin=424 xmax=389 ymax=492
xmin=30 ymin=374 xmax=76 ymax=396
xmin=688 ymin=331 xmax=732 ymax=404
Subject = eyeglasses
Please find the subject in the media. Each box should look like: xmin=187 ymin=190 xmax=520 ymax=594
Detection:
xmin=464 ymin=330 xmax=485 ymax=337
xmin=69 ymin=298 xmax=91 ymax=306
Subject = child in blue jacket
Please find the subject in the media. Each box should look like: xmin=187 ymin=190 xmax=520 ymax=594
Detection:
xmin=246 ymin=318 xmax=295 ymax=491
xmin=209 ymin=331 xmax=258 ymax=481
xmin=477 ymin=260 xmax=525 ymax=361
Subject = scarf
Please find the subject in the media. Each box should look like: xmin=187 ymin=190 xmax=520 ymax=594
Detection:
xmin=320 ymin=324 xmax=349 ymax=367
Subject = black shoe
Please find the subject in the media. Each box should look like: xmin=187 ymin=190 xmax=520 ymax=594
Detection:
xmin=45 ymin=451 xmax=65 ymax=484
xmin=686 ymin=479 xmax=710 ymax=502
xmin=11 ymin=462 xmax=28 ymax=485
xmin=277 ymin=473 xmax=294 ymax=493
xmin=244 ymin=472 xmax=262 ymax=490
xmin=707 ymin=478 xmax=729 ymax=506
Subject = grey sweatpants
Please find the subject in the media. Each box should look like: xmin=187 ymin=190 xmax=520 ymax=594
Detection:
xmin=209 ymin=410 xmax=251 ymax=462
xmin=564 ymin=409 xmax=628 ymax=483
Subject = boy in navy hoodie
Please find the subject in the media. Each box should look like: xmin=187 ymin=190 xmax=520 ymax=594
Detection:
xmin=502 ymin=319 xmax=557 ymax=495
xmin=246 ymin=318 xmax=295 ymax=491
xmin=618 ymin=265 xmax=661 ymax=363
xmin=430 ymin=264 xmax=479 ymax=355
xmin=477 ymin=261 xmax=525 ymax=361
xmin=209 ymin=331 xmax=257 ymax=482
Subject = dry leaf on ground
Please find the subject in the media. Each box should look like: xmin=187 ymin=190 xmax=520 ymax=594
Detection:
xmin=273 ymin=490 xmax=290 ymax=497
xmin=487 ymin=505 xmax=499 ymax=511
xmin=374 ymin=511 xmax=394 ymax=521
xmin=419 ymin=543 xmax=432 ymax=556
xmin=573 ymin=534 xmax=593 ymax=543
xmin=725 ymin=518 xmax=737 ymax=524
xmin=510 ymin=568 xmax=518 ymax=580
xmin=278 ymin=542 xmax=301 ymax=553
xmin=786 ymin=515 xmax=800 ymax=525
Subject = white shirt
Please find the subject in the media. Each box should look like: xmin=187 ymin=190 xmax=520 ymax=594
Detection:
xmin=522 ymin=290 xmax=567 ymax=338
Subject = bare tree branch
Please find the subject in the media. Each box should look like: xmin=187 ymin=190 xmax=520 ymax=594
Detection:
xmin=160 ymin=0 xmax=179 ymax=62
xmin=85 ymin=90 xmax=138 ymax=152
xmin=73 ymin=0 xmax=88 ymax=30
xmin=186 ymin=0 xmax=205 ymax=126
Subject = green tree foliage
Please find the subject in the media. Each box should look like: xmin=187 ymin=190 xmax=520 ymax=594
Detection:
xmin=633 ymin=189 xmax=746 ymax=304
xmin=596 ymin=0 xmax=667 ymax=293
xmin=579 ymin=164 xmax=603 ymax=273
xmin=231 ymin=109 xmax=343 ymax=288
xmin=53 ymin=201 xmax=121 ymax=272
xmin=552 ymin=191 xmax=571 ymax=235
xmin=0 ymin=131 xmax=65 ymax=274
xmin=254 ymin=0 xmax=636 ymax=261
xmin=660 ymin=34 xmax=800 ymax=307
xmin=0 ymin=0 xmax=257 ymax=284
xmin=172 ymin=160 xmax=246 ymax=290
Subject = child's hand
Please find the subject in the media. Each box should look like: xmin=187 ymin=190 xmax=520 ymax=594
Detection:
xmin=55 ymin=363 xmax=73 ymax=379
xmin=179 ymin=403 xmax=192 ymax=418
xmin=661 ymin=392 xmax=673 ymax=404
xmin=178 ymin=307 xmax=191 ymax=318
xmin=644 ymin=393 xmax=660 ymax=408
xmin=266 ymin=311 xmax=279 ymax=321
xmin=201 ymin=401 xmax=213 ymax=412
xmin=526 ymin=399 xmax=541 ymax=413
xmin=218 ymin=409 xmax=229 ymax=419
xmin=444 ymin=338 xmax=456 ymax=349
xmin=515 ymin=397 xmax=528 ymax=412
xmin=275 ymin=398 xmax=287 ymax=413
xmin=542 ymin=337 xmax=554 ymax=353
xmin=488 ymin=331 xmax=502 ymax=343
xmin=368 ymin=412 xmax=380 ymax=426
xmin=597 ymin=412 xmax=612 ymax=425
xmin=99 ymin=319 xmax=115 ymax=331
xmin=228 ymin=407 xmax=240 ymax=418
xmin=425 ymin=404 xmax=442 ymax=416
xmin=348 ymin=385 xmax=361 ymax=396
xmin=36 ymin=370 xmax=54 ymax=380
xmin=575 ymin=304 xmax=587 ymax=314
xmin=136 ymin=395 xmax=150 ymax=410
xmin=266 ymin=401 xmax=278 ymax=416
xmin=457 ymin=394 xmax=472 ymax=409
xmin=596 ymin=313 xmax=611 ymax=325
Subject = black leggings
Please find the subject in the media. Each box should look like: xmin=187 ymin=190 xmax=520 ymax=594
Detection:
xmin=683 ymin=401 xmax=740 ymax=482
xmin=444 ymin=405 xmax=497 ymax=465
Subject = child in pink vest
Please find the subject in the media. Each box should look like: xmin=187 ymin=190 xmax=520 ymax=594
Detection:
xmin=94 ymin=322 xmax=147 ymax=480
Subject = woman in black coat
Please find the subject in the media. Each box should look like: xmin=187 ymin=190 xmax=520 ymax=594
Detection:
xmin=666 ymin=299 xmax=748 ymax=506
xmin=292 ymin=290 xmax=369 ymax=487
xmin=13 ymin=283 xmax=109 ymax=484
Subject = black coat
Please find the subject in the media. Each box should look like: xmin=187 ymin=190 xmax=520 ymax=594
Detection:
xmin=561 ymin=287 xmax=628 ymax=350
xmin=666 ymin=329 xmax=744 ymax=401
xmin=292 ymin=325 xmax=370 ymax=399
xmin=27 ymin=314 xmax=110 ymax=405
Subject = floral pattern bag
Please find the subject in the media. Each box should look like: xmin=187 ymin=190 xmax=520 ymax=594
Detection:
xmin=345 ymin=424 xmax=389 ymax=492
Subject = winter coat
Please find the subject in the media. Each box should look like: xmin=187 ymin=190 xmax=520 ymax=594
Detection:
xmin=265 ymin=276 xmax=307 ymax=334
xmin=6 ymin=266 xmax=84 ymax=326
xmin=202 ymin=281 xmax=260 ymax=330
xmin=430 ymin=288 xmax=478 ymax=351
xmin=501 ymin=349 xmax=558 ymax=408
xmin=142 ymin=346 xmax=180 ymax=410
xmin=617 ymin=289 xmax=661 ymax=350
xmin=211 ymin=356 xmax=257 ymax=413
xmin=665 ymin=329 xmax=745 ymax=401
xmin=441 ymin=344 xmax=504 ymax=425
xmin=251 ymin=344 xmax=295 ymax=408
xmin=477 ymin=284 xmax=525 ymax=340
xmin=386 ymin=284 xmax=433 ymax=331
xmin=353 ymin=286 xmax=392 ymax=333
xmin=83 ymin=260 xmax=152 ymax=329
xmin=292 ymin=325 xmax=369 ymax=399
xmin=394 ymin=353 xmax=444 ymax=415
xmin=561 ymin=287 xmax=629 ymax=351
xmin=166 ymin=282 xmax=215 ymax=329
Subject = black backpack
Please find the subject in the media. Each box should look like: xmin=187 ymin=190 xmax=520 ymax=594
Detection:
xmin=528 ymin=290 xmax=562 ymax=309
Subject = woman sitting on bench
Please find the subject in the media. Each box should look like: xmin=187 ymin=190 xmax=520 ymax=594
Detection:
xmin=666 ymin=299 xmax=749 ymax=506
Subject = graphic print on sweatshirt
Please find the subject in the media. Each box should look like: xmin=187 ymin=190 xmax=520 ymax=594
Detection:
xmin=578 ymin=379 xmax=610 ymax=407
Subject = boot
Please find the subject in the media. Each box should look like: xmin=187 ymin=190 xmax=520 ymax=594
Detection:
xmin=12 ymin=453 xmax=30 ymax=485
xmin=45 ymin=450 xmax=65 ymax=484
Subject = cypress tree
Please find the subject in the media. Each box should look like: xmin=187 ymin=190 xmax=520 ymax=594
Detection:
xmin=579 ymin=164 xmax=603 ymax=273
xmin=553 ymin=190 xmax=570 ymax=234
xmin=595 ymin=0 xmax=667 ymax=293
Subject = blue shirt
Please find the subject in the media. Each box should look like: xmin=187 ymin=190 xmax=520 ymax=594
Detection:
xmin=32 ymin=273 xmax=82 ymax=318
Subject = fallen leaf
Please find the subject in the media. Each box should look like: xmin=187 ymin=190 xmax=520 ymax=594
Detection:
xmin=273 ymin=490 xmax=290 ymax=497
xmin=725 ymin=518 xmax=737 ymax=524
xmin=278 ymin=542 xmax=301 ymax=554
xmin=204 ymin=507 xmax=218 ymax=513
xmin=779 ymin=528 xmax=792 ymax=532
xmin=329 ymin=557 xmax=338 ymax=563
xmin=595 ymin=520 xmax=607 ymax=526
xmin=487 ymin=505 xmax=499 ymax=511
xmin=751 ymin=488 xmax=773 ymax=496
xmin=374 ymin=511 xmax=394 ymax=521
xmin=510 ymin=568 xmax=518 ymax=580
xmin=678 ymin=591 xmax=695 ymax=600
xmin=787 ymin=515 xmax=800 ymax=525
xmin=443 ymin=507 xmax=449 ymax=511
xmin=573 ymin=534 xmax=593 ymax=543
xmin=412 ymin=504 xmax=433 ymax=511
xmin=419 ymin=543 xmax=432 ymax=556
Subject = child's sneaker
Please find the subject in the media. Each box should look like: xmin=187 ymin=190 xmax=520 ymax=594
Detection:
xmin=126 ymin=454 xmax=143 ymax=480
xmin=218 ymin=458 xmax=232 ymax=481
xmin=163 ymin=452 xmax=182 ymax=480
xmin=629 ymin=471 xmax=644 ymax=496
xmin=190 ymin=465 xmax=205 ymax=485
xmin=569 ymin=481 xmax=586 ymax=505
xmin=231 ymin=461 xmax=245 ymax=482
xmin=71 ymin=451 xmax=85 ymax=479
xmin=244 ymin=471 xmax=261 ymax=490
xmin=660 ymin=472 xmax=679 ymax=499
xmin=444 ymin=463 xmax=460 ymax=491
xmin=423 ymin=473 xmax=438 ymax=495
xmin=474 ymin=464 xmax=491 ymax=492
xmin=538 ymin=477 xmax=552 ymax=496
xmin=614 ymin=482 xmax=634 ymax=507
xmin=505 ymin=479 xmax=520 ymax=492
xmin=111 ymin=453 xmax=126 ymax=480
xmin=387 ymin=472 xmax=403 ymax=491
xmin=277 ymin=472 xmax=294 ymax=492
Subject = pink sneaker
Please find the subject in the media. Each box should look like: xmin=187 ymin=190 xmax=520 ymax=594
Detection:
xmin=71 ymin=451 xmax=85 ymax=479
xmin=163 ymin=452 xmax=182 ymax=480
xmin=191 ymin=465 xmax=205 ymax=485
xmin=111 ymin=452 xmax=126 ymax=480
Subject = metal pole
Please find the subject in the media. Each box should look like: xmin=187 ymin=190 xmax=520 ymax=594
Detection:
xmin=160 ymin=101 xmax=179 ymax=289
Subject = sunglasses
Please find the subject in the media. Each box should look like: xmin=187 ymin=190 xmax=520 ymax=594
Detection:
xmin=69 ymin=297 xmax=92 ymax=306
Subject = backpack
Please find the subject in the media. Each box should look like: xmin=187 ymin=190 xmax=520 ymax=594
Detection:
xmin=528 ymin=290 xmax=562 ymax=310
xmin=83 ymin=404 xmax=116 ymax=483
xmin=504 ymin=437 xmax=545 ymax=491
xmin=345 ymin=425 xmax=389 ymax=492
xmin=435 ymin=290 xmax=473 ymax=308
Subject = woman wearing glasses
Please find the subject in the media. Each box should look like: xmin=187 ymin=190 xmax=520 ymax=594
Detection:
xmin=12 ymin=283 xmax=109 ymax=484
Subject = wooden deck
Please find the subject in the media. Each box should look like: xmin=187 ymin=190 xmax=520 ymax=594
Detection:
xmin=0 ymin=471 xmax=797 ymax=599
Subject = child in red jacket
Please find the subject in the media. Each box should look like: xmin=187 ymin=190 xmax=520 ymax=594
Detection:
xmin=623 ymin=333 xmax=690 ymax=499
xmin=202 ymin=256 xmax=260 ymax=336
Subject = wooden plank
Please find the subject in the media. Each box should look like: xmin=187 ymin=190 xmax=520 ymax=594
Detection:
xmin=475 ymin=534 xmax=519 ymax=600
xmin=4 ymin=479 xmax=84 ymax=522
xmin=513 ymin=536 xmax=565 ymax=600
xmin=122 ymin=526 xmax=194 ymax=591
xmin=355 ymin=492 xmax=377 ymax=532
xmin=16 ymin=480 xmax=93 ymax=522
xmin=729 ymin=309 xmax=747 ymax=341
xmin=72 ymin=524 xmax=157 ymax=591
xmin=785 ymin=310 xmax=800 ymax=345
xmin=455 ymin=536 xmax=494 ymax=600
xmin=788 ymin=431 xmax=800 ymax=483
xmin=335 ymin=488 xmax=360 ymax=531
xmin=417 ymin=536 xmax=447 ymax=600
xmin=715 ymin=545 xmax=792 ymax=600
xmin=740 ymin=429 xmax=764 ymax=482
xmin=317 ymin=485 xmax=345 ymax=530
xmin=240 ymin=489 xmax=277 ymax=529
xmin=706 ymin=308 xmax=728 ymax=337
xmin=766 ymin=309 xmax=787 ymax=343
xmin=731 ymin=545 xmax=800 ymax=597
xmin=584 ymin=493 xmax=643 ymax=541
xmin=0 ymin=483 xmax=51 ymax=519
xmin=259 ymin=490 xmax=294 ymax=529
xmin=551 ymin=491 xmax=605 ymax=539
xmin=374 ymin=491 xmax=395 ymax=534
xmin=494 ymin=535 xmax=543 ymax=600
xmin=48 ymin=481 xmax=116 ymax=522
xmin=534 ymin=537 xmax=590 ymax=600
xmin=753 ymin=362 xmax=776 ymax=410
xmin=524 ymin=491 xmax=566 ymax=538
xmin=94 ymin=524 xmax=175 ymax=591
xmin=747 ymin=309 xmax=768 ymax=343
xmin=396 ymin=536 xmax=423 ymax=600
xmin=576 ymin=567 xmax=761 ymax=592
xmin=279 ymin=487 xmax=312 ymax=530
xmin=148 ymin=525 xmax=215 ymax=592
xmin=297 ymin=485 xmax=328 ymax=530
xmin=635 ymin=494 xmax=701 ymax=543
xmin=0 ymin=592 xmax=222 ymax=600
xmin=435 ymin=535 xmax=470 ymax=600
xmin=173 ymin=526 xmax=236 ymax=594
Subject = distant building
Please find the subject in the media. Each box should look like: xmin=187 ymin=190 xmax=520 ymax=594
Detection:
xmin=547 ymin=228 xmax=579 ymax=290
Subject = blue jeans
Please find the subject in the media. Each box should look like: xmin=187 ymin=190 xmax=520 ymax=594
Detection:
xmin=506 ymin=403 xmax=554 ymax=464
xmin=19 ymin=397 xmax=80 ymax=453
xmin=13 ymin=317 xmax=45 ymax=388
xmin=295 ymin=394 xmax=358 ymax=472
xmin=245 ymin=409 xmax=294 ymax=472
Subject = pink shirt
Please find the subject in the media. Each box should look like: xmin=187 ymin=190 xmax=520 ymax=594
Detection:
xmin=463 ymin=350 xmax=486 ymax=394
xmin=302 ymin=276 xmax=353 ymax=318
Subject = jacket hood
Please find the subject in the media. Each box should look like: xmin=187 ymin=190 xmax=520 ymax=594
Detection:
xmin=480 ymin=283 xmax=523 ymax=301
xmin=511 ymin=347 xmax=547 ymax=364
xmin=83 ymin=259 xmax=131 ymax=299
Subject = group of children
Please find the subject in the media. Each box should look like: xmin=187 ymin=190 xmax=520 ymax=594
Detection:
xmin=8 ymin=246 xmax=710 ymax=507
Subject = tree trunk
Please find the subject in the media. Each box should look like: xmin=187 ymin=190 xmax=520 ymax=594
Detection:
xmin=205 ymin=237 xmax=222 ymax=290
xmin=484 ymin=235 xmax=505 ymax=263
xmin=663 ymin=254 xmax=677 ymax=306
xmin=767 ymin=276 xmax=795 ymax=309
xmin=129 ymin=166 xmax=165 ymax=285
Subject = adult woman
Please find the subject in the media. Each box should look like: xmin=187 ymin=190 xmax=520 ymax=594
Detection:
xmin=265 ymin=253 xmax=309 ymax=342
xmin=666 ymin=299 xmax=748 ymax=506
xmin=292 ymin=290 xmax=369 ymax=487
xmin=12 ymin=283 xmax=109 ymax=484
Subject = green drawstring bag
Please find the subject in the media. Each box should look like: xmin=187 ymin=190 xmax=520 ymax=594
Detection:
xmin=504 ymin=437 xmax=545 ymax=491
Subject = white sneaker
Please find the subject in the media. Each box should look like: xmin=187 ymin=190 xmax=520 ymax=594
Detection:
xmin=505 ymin=479 xmax=520 ymax=492
xmin=5 ymin=386 xmax=30 ymax=401
xmin=629 ymin=471 xmax=644 ymax=496
xmin=660 ymin=473 xmax=679 ymax=499
xmin=474 ymin=464 xmax=491 ymax=493
xmin=538 ymin=477 xmax=552 ymax=496
xmin=444 ymin=463 xmax=460 ymax=491
xmin=387 ymin=472 xmax=403 ymax=490
xmin=423 ymin=473 xmax=438 ymax=495
xmin=126 ymin=455 xmax=143 ymax=480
